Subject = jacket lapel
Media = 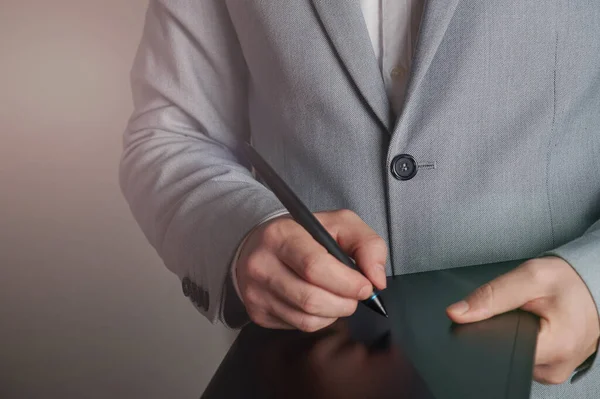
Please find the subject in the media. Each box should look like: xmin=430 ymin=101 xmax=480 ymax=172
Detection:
xmin=395 ymin=0 xmax=462 ymax=130
xmin=311 ymin=0 xmax=392 ymax=131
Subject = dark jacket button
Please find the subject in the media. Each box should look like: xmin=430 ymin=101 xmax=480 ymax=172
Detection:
xmin=391 ymin=154 xmax=418 ymax=180
xmin=182 ymin=277 xmax=192 ymax=297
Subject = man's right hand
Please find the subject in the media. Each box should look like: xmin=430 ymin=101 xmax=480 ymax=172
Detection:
xmin=236 ymin=209 xmax=388 ymax=332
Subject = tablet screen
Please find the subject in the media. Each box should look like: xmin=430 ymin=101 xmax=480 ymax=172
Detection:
xmin=202 ymin=259 xmax=537 ymax=399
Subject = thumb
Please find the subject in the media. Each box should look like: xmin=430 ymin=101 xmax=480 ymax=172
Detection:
xmin=446 ymin=264 xmax=544 ymax=324
xmin=318 ymin=210 xmax=388 ymax=290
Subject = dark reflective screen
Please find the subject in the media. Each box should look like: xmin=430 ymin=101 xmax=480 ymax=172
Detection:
xmin=202 ymin=259 xmax=537 ymax=399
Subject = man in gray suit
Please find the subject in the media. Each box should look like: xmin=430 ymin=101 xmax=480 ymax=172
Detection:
xmin=120 ymin=0 xmax=600 ymax=396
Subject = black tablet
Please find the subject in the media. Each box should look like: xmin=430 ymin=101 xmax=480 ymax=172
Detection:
xmin=202 ymin=258 xmax=538 ymax=399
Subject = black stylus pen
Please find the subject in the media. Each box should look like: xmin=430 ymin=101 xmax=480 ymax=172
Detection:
xmin=239 ymin=141 xmax=388 ymax=318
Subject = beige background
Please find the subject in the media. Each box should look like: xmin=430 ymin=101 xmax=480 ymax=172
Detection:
xmin=0 ymin=0 xmax=236 ymax=397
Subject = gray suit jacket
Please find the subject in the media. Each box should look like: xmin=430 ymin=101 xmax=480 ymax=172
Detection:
xmin=120 ymin=0 xmax=600 ymax=396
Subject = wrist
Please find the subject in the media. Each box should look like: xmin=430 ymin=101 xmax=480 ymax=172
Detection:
xmin=231 ymin=210 xmax=291 ymax=304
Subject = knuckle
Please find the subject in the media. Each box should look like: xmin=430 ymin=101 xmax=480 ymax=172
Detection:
xmin=335 ymin=208 xmax=358 ymax=222
xmin=299 ymin=252 xmax=324 ymax=282
xmin=298 ymin=314 xmax=321 ymax=333
xmin=355 ymin=281 xmax=370 ymax=299
xmin=276 ymin=236 xmax=293 ymax=258
xmin=260 ymin=221 xmax=285 ymax=248
xmin=261 ymin=270 xmax=275 ymax=292
xmin=368 ymin=234 xmax=387 ymax=250
xmin=244 ymin=253 xmax=266 ymax=281
xmin=243 ymin=287 xmax=262 ymax=308
xmin=300 ymin=290 xmax=321 ymax=314
xmin=523 ymin=260 xmax=549 ymax=285
xmin=247 ymin=308 xmax=266 ymax=326
xmin=474 ymin=282 xmax=495 ymax=306
xmin=358 ymin=234 xmax=387 ymax=255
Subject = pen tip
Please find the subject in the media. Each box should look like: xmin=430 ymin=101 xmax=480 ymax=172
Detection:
xmin=364 ymin=293 xmax=388 ymax=318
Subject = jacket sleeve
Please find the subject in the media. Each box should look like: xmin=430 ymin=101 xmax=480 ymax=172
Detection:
xmin=119 ymin=0 xmax=285 ymax=324
xmin=537 ymin=219 xmax=600 ymax=382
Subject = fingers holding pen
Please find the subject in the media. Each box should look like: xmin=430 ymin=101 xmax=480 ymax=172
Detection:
xmin=245 ymin=249 xmax=359 ymax=315
xmin=237 ymin=210 xmax=387 ymax=333
xmin=276 ymin=230 xmax=374 ymax=301
xmin=244 ymin=287 xmax=338 ymax=333
xmin=266 ymin=259 xmax=360 ymax=318
xmin=243 ymin=259 xmax=344 ymax=331
xmin=241 ymin=243 xmax=357 ymax=330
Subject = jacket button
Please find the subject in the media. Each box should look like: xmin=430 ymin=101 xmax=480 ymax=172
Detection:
xmin=391 ymin=154 xmax=418 ymax=180
xmin=182 ymin=277 xmax=192 ymax=297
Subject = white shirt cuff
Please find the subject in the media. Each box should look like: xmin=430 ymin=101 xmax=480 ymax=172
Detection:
xmin=230 ymin=210 xmax=291 ymax=304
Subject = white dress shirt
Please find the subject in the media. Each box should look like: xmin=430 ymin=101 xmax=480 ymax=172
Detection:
xmin=230 ymin=0 xmax=425 ymax=303
xmin=361 ymin=0 xmax=425 ymax=117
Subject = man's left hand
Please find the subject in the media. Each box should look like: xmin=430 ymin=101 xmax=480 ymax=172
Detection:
xmin=447 ymin=256 xmax=600 ymax=384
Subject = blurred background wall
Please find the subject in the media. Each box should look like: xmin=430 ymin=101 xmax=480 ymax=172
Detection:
xmin=0 ymin=1 xmax=236 ymax=397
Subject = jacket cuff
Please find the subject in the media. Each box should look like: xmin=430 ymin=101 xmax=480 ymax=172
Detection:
xmin=220 ymin=270 xmax=250 ymax=329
